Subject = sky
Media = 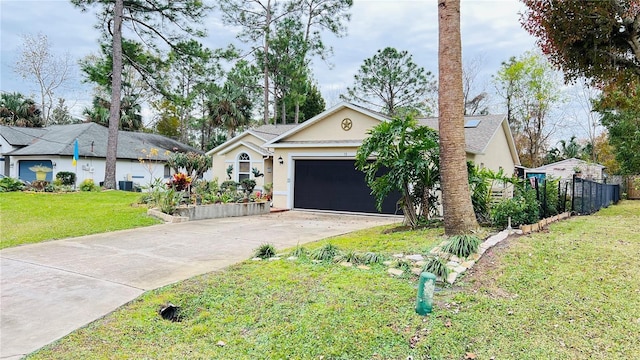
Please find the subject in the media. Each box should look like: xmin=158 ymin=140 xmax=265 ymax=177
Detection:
xmin=1 ymin=0 xmax=591 ymax=141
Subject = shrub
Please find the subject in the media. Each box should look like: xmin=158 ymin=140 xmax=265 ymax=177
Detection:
xmin=0 ymin=176 xmax=25 ymax=192
xmin=491 ymin=187 xmax=539 ymax=227
xmin=220 ymin=180 xmax=238 ymax=192
xmin=79 ymin=179 xmax=99 ymax=192
xmin=422 ymin=256 xmax=450 ymax=281
xmin=30 ymin=180 xmax=50 ymax=192
xmin=254 ymin=243 xmax=277 ymax=259
xmin=55 ymin=171 xmax=76 ymax=186
xmin=240 ymin=178 xmax=256 ymax=195
xmin=311 ymin=243 xmax=341 ymax=261
xmin=166 ymin=173 xmax=191 ymax=191
xmin=159 ymin=188 xmax=182 ymax=214
xmin=289 ymin=244 xmax=307 ymax=258
xmin=441 ymin=234 xmax=481 ymax=258
xmin=360 ymin=251 xmax=385 ymax=265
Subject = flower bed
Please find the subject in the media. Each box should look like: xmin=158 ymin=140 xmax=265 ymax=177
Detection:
xmin=148 ymin=201 xmax=270 ymax=222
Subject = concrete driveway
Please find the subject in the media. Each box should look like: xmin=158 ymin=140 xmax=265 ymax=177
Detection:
xmin=0 ymin=211 xmax=398 ymax=359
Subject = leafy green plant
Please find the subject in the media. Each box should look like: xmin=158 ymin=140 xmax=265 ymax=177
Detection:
xmin=220 ymin=180 xmax=238 ymax=192
xmin=240 ymin=178 xmax=256 ymax=195
xmin=491 ymin=186 xmax=540 ymax=227
xmin=441 ymin=234 xmax=481 ymax=258
xmin=79 ymin=179 xmax=99 ymax=192
xmin=392 ymin=258 xmax=412 ymax=272
xmin=0 ymin=176 xmax=25 ymax=192
xmin=422 ymin=256 xmax=450 ymax=280
xmin=289 ymin=244 xmax=307 ymax=258
xmin=159 ymin=188 xmax=182 ymax=215
xmin=55 ymin=171 xmax=77 ymax=186
xmin=337 ymin=250 xmax=361 ymax=264
xmin=254 ymin=243 xmax=276 ymax=259
xmin=360 ymin=251 xmax=385 ymax=265
xmin=311 ymin=243 xmax=341 ymax=261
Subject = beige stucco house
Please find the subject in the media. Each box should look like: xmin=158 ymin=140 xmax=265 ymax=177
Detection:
xmin=207 ymin=102 xmax=520 ymax=214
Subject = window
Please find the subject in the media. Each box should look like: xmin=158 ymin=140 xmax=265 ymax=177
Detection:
xmin=238 ymin=152 xmax=250 ymax=182
xmin=464 ymin=119 xmax=481 ymax=128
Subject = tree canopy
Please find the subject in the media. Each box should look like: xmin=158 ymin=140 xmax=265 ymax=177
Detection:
xmin=520 ymin=0 xmax=640 ymax=86
xmin=341 ymin=47 xmax=437 ymax=117
xmin=355 ymin=115 xmax=439 ymax=228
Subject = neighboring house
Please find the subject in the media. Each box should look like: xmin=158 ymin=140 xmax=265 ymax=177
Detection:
xmin=527 ymin=158 xmax=606 ymax=182
xmin=1 ymin=123 xmax=200 ymax=188
xmin=207 ymin=102 xmax=520 ymax=215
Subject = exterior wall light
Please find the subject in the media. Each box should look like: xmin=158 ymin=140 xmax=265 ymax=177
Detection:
xmin=278 ymin=156 xmax=283 ymax=165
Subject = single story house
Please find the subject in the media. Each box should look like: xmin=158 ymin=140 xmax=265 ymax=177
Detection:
xmin=1 ymin=122 xmax=200 ymax=188
xmin=207 ymin=102 xmax=520 ymax=215
xmin=527 ymin=158 xmax=606 ymax=182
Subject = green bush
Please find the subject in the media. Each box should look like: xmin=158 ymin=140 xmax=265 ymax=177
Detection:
xmin=311 ymin=243 xmax=341 ymax=261
xmin=0 ymin=176 xmax=25 ymax=192
xmin=220 ymin=180 xmax=238 ymax=191
xmin=491 ymin=187 xmax=539 ymax=227
xmin=542 ymin=178 xmax=560 ymax=217
xmin=55 ymin=171 xmax=76 ymax=186
xmin=79 ymin=179 xmax=100 ymax=192
xmin=253 ymin=243 xmax=277 ymax=259
xmin=159 ymin=188 xmax=182 ymax=214
xmin=422 ymin=256 xmax=450 ymax=280
xmin=441 ymin=234 xmax=481 ymax=258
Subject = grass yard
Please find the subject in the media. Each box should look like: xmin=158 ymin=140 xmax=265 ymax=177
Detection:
xmin=27 ymin=201 xmax=640 ymax=359
xmin=0 ymin=191 xmax=161 ymax=249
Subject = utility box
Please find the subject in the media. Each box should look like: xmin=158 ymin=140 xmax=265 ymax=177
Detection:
xmin=415 ymin=272 xmax=436 ymax=315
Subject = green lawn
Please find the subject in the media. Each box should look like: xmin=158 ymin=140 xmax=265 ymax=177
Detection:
xmin=0 ymin=191 xmax=161 ymax=249
xmin=27 ymin=201 xmax=640 ymax=359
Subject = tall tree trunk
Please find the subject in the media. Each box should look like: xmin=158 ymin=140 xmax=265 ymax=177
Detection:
xmin=437 ymin=0 xmax=478 ymax=234
xmin=104 ymin=0 xmax=124 ymax=190
xmin=295 ymin=102 xmax=300 ymax=124
xmin=281 ymin=101 xmax=286 ymax=124
xmin=263 ymin=2 xmax=272 ymax=125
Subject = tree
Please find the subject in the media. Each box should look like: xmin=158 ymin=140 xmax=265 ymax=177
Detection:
xmin=50 ymin=98 xmax=78 ymax=125
xmin=594 ymin=85 xmax=640 ymax=174
xmin=437 ymin=0 xmax=479 ymax=234
xmin=341 ymin=47 xmax=437 ymax=117
xmin=0 ymin=92 xmax=43 ymax=127
xmin=494 ymin=51 xmax=564 ymax=168
xmin=219 ymin=0 xmax=352 ymax=124
xmin=355 ymin=115 xmax=439 ymax=228
xmin=592 ymin=132 xmax=621 ymax=175
xmin=520 ymin=0 xmax=640 ymax=87
xmin=14 ymin=33 xmax=73 ymax=126
xmin=71 ymin=0 xmax=210 ymax=189
xmin=463 ymin=54 xmax=490 ymax=115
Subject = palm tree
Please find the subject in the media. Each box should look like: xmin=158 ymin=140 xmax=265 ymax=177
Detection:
xmin=207 ymin=84 xmax=252 ymax=139
xmin=0 ymin=92 xmax=43 ymax=127
xmin=437 ymin=0 xmax=479 ymax=234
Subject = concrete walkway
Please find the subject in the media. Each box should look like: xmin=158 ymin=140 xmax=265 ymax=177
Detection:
xmin=0 ymin=211 xmax=398 ymax=359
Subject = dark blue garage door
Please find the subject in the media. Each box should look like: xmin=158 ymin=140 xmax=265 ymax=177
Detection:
xmin=293 ymin=159 xmax=400 ymax=214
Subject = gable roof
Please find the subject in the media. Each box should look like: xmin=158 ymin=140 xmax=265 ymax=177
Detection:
xmin=206 ymin=124 xmax=297 ymax=156
xmin=3 ymin=123 xmax=200 ymax=160
xmin=263 ymin=102 xmax=391 ymax=147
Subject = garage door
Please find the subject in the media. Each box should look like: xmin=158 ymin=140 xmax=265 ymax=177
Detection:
xmin=293 ymin=159 xmax=400 ymax=214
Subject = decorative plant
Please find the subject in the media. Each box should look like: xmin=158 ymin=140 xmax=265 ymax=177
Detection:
xmin=311 ymin=243 xmax=341 ymax=261
xmin=254 ymin=243 xmax=276 ymax=259
xmin=159 ymin=188 xmax=182 ymax=214
xmin=29 ymin=164 xmax=53 ymax=173
xmin=337 ymin=250 xmax=361 ymax=264
xmin=79 ymin=179 xmax=99 ymax=192
xmin=360 ymin=251 xmax=385 ymax=265
xmin=422 ymin=256 xmax=450 ymax=281
xmin=55 ymin=171 xmax=76 ymax=186
xmin=0 ymin=176 xmax=25 ymax=192
xmin=263 ymin=183 xmax=273 ymax=200
xmin=441 ymin=234 xmax=481 ymax=258
xmin=166 ymin=172 xmax=191 ymax=191
xmin=289 ymin=244 xmax=307 ymax=258
xmin=240 ymin=178 xmax=256 ymax=196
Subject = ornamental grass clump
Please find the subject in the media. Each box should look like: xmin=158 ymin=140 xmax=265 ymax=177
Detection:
xmin=289 ymin=244 xmax=307 ymax=258
xmin=422 ymin=256 xmax=450 ymax=280
xmin=311 ymin=243 xmax=340 ymax=261
xmin=360 ymin=251 xmax=385 ymax=265
xmin=254 ymin=243 xmax=277 ymax=259
xmin=337 ymin=249 xmax=361 ymax=264
xmin=441 ymin=234 xmax=481 ymax=258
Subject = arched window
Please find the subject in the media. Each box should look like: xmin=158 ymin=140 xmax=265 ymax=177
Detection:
xmin=238 ymin=152 xmax=250 ymax=182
